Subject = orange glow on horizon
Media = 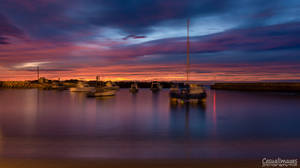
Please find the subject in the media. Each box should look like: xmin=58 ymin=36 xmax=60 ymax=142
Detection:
xmin=1 ymin=35 xmax=300 ymax=82
xmin=1 ymin=62 xmax=300 ymax=82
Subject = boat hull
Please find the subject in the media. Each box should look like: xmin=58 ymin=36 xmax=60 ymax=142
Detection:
xmin=70 ymin=87 xmax=94 ymax=92
xmin=169 ymin=92 xmax=206 ymax=103
xmin=51 ymin=85 xmax=67 ymax=90
xmin=130 ymin=87 xmax=139 ymax=93
xmin=87 ymin=90 xmax=117 ymax=97
xmin=104 ymin=86 xmax=119 ymax=90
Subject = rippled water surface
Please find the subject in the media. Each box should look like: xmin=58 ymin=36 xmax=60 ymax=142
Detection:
xmin=0 ymin=88 xmax=299 ymax=159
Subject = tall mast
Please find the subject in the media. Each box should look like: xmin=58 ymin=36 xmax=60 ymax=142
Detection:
xmin=37 ymin=66 xmax=40 ymax=80
xmin=96 ymin=75 xmax=99 ymax=87
xmin=186 ymin=19 xmax=190 ymax=83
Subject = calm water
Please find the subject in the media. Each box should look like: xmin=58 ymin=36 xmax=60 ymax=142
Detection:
xmin=0 ymin=88 xmax=300 ymax=159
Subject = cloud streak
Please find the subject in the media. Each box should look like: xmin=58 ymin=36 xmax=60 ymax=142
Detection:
xmin=0 ymin=13 xmax=24 ymax=44
xmin=0 ymin=0 xmax=300 ymax=81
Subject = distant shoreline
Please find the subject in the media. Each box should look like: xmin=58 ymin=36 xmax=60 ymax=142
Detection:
xmin=0 ymin=80 xmax=176 ymax=89
xmin=211 ymin=82 xmax=300 ymax=92
xmin=2 ymin=80 xmax=300 ymax=92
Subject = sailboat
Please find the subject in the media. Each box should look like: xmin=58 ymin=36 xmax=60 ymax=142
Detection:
xmin=169 ymin=19 xmax=207 ymax=103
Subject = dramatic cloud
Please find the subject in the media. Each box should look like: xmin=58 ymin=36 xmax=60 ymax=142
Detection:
xmin=0 ymin=0 xmax=300 ymax=81
xmin=0 ymin=13 xmax=24 ymax=44
xmin=123 ymin=35 xmax=147 ymax=40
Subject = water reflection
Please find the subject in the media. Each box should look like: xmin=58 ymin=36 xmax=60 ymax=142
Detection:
xmin=0 ymin=125 xmax=2 ymax=154
xmin=169 ymin=102 xmax=206 ymax=138
xmin=0 ymin=88 xmax=300 ymax=159
xmin=23 ymin=89 xmax=38 ymax=135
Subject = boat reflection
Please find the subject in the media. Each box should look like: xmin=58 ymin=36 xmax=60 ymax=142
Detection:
xmin=1 ymin=89 xmax=300 ymax=159
xmin=95 ymin=96 xmax=115 ymax=101
xmin=169 ymin=101 xmax=206 ymax=139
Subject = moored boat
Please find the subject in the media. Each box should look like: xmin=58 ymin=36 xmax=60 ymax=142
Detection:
xmin=104 ymin=81 xmax=120 ymax=90
xmin=170 ymin=84 xmax=206 ymax=103
xmin=69 ymin=81 xmax=94 ymax=92
xmin=150 ymin=81 xmax=162 ymax=92
xmin=87 ymin=76 xmax=117 ymax=97
xmin=51 ymin=82 xmax=67 ymax=90
xmin=129 ymin=83 xmax=139 ymax=93
xmin=87 ymin=87 xmax=117 ymax=97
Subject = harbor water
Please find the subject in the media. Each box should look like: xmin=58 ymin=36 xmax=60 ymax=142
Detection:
xmin=0 ymin=88 xmax=299 ymax=159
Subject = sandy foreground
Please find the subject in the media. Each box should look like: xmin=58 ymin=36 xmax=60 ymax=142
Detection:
xmin=0 ymin=158 xmax=262 ymax=168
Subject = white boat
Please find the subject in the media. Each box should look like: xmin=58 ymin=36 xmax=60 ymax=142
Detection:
xmin=51 ymin=81 xmax=66 ymax=90
xmin=70 ymin=82 xmax=94 ymax=92
xmin=104 ymin=81 xmax=120 ymax=90
xmin=86 ymin=76 xmax=117 ymax=97
xmin=86 ymin=76 xmax=116 ymax=97
xmin=87 ymin=88 xmax=117 ymax=97
xmin=130 ymin=83 xmax=139 ymax=93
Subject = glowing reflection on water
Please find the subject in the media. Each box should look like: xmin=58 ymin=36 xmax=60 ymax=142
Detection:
xmin=0 ymin=88 xmax=300 ymax=159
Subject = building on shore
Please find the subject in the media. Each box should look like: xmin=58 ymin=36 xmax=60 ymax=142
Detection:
xmin=38 ymin=77 xmax=48 ymax=84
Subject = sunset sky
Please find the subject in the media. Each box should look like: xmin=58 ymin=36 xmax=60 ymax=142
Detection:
xmin=1 ymin=0 xmax=300 ymax=81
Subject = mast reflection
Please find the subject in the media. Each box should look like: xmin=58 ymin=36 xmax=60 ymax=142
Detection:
xmin=169 ymin=102 xmax=206 ymax=139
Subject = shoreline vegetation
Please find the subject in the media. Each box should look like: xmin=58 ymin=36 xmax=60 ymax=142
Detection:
xmin=1 ymin=80 xmax=300 ymax=92
xmin=0 ymin=80 xmax=176 ymax=89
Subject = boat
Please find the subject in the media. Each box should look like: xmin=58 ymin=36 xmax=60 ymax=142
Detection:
xmin=87 ymin=76 xmax=117 ymax=97
xmin=170 ymin=84 xmax=206 ymax=103
xmin=169 ymin=84 xmax=180 ymax=94
xmin=51 ymin=81 xmax=67 ymax=90
xmin=87 ymin=87 xmax=117 ymax=97
xmin=69 ymin=81 xmax=94 ymax=92
xmin=150 ymin=81 xmax=162 ymax=92
xmin=129 ymin=83 xmax=139 ymax=93
xmin=169 ymin=19 xmax=206 ymax=103
xmin=104 ymin=81 xmax=120 ymax=90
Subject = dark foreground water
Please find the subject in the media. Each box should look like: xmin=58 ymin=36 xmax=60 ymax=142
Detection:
xmin=0 ymin=88 xmax=300 ymax=159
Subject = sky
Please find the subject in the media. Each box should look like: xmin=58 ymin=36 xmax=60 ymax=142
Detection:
xmin=1 ymin=0 xmax=300 ymax=81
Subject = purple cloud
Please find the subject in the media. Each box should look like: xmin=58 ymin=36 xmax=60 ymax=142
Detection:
xmin=123 ymin=35 xmax=147 ymax=40
xmin=0 ymin=14 xmax=24 ymax=44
